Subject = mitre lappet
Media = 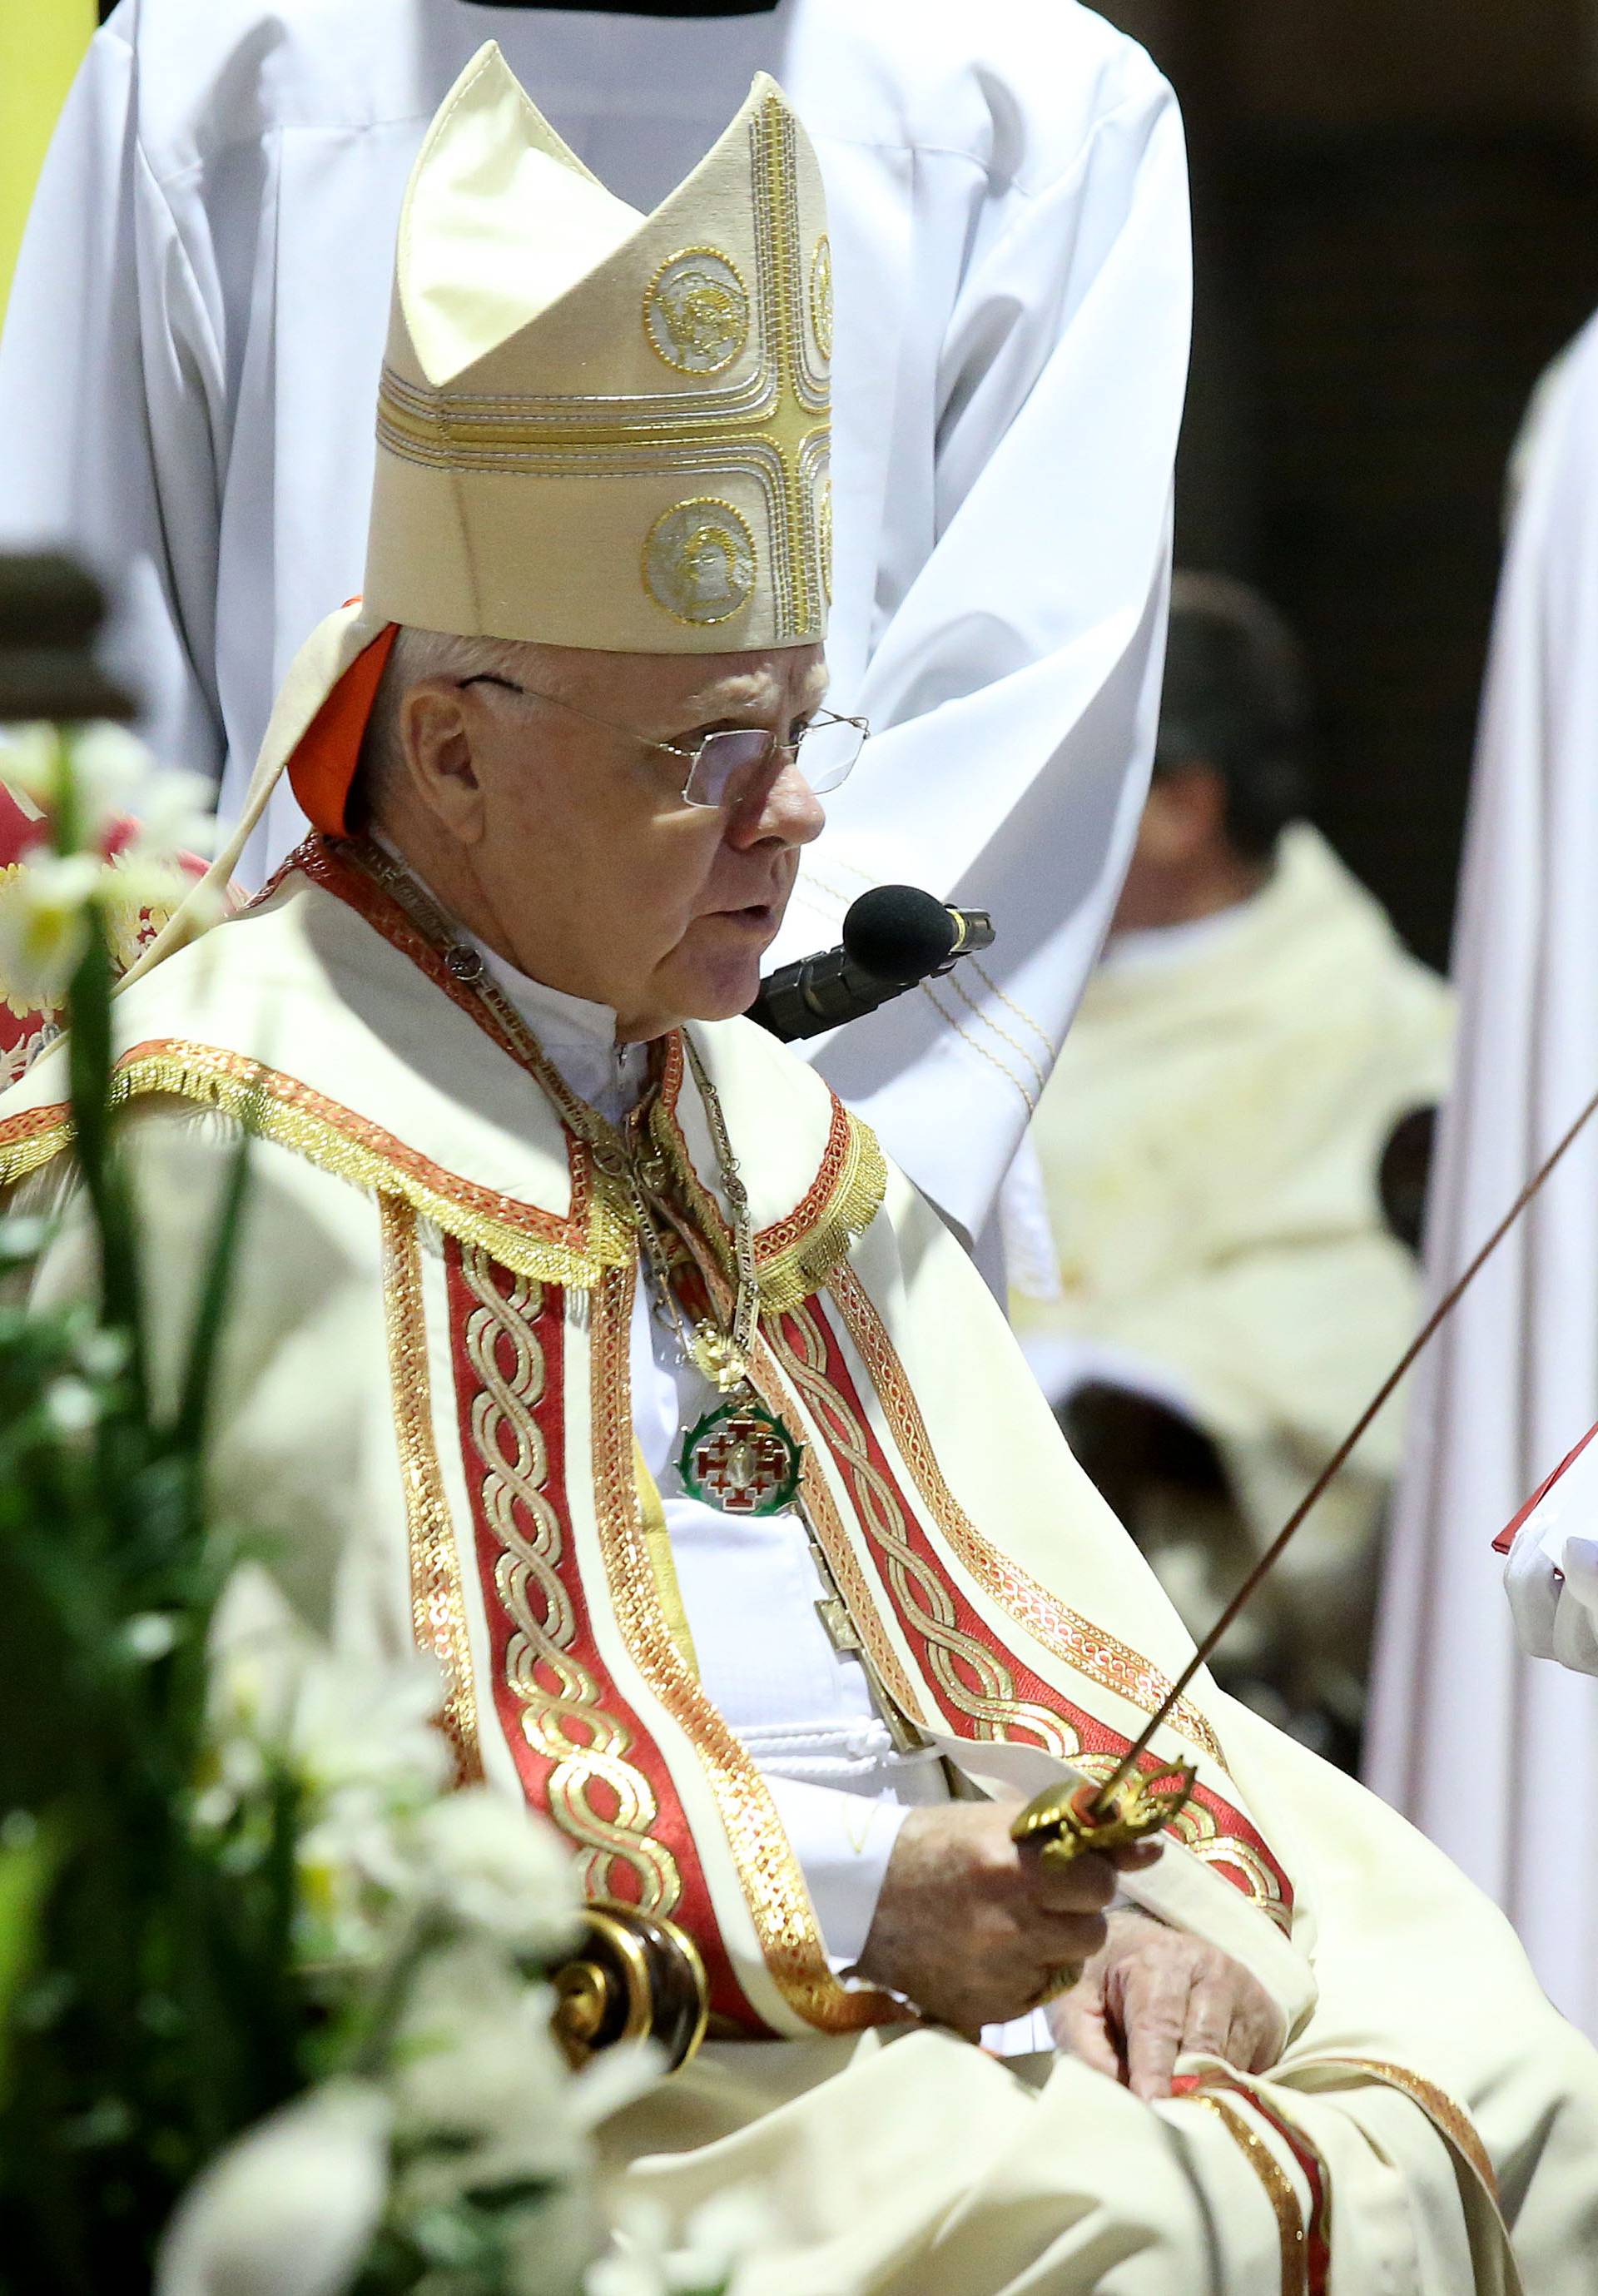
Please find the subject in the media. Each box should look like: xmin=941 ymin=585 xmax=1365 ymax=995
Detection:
xmin=131 ymin=39 xmax=834 ymax=978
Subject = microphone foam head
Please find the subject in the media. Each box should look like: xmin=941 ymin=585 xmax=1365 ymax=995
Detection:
xmin=841 ymin=885 xmax=955 ymax=986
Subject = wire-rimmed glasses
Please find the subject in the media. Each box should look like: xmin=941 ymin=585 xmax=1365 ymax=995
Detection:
xmin=456 ymin=673 xmax=868 ymax=810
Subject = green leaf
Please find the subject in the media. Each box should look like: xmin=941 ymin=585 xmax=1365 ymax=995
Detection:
xmin=0 ymin=1816 xmax=60 ymax=2104
xmin=173 ymin=1095 xmax=255 ymax=1455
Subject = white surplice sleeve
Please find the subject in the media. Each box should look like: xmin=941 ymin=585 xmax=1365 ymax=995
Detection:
xmin=801 ymin=61 xmax=1192 ymax=1241
xmin=0 ymin=19 xmax=227 ymax=789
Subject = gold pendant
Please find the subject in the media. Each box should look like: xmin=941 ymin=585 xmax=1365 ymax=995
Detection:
xmin=686 ymin=1321 xmax=748 ymax=1394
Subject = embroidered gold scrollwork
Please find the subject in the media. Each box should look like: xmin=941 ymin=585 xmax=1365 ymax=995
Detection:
xmin=459 ymin=1245 xmax=680 ymax=1912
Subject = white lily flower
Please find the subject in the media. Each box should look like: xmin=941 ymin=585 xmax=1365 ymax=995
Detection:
xmin=287 ymin=1648 xmax=454 ymax=1816
xmin=568 ymin=2041 xmax=665 ymax=2134
xmin=390 ymin=1943 xmax=588 ymax=2208
xmin=206 ymin=1576 xmax=453 ymax=1817
xmin=405 ymin=1787 xmax=582 ymax=1958
xmin=44 ymin=1374 xmax=102 ymax=1436
xmin=69 ymin=723 xmax=151 ymax=840
xmin=104 ymin=846 xmax=193 ymax=920
xmin=664 ymin=2189 xmax=781 ymax=2292
xmin=0 ymin=851 xmax=106 ymax=1011
xmin=122 ymin=762 xmax=219 ymax=862
xmin=154 ymin=2081 xmax=392 ymax=2296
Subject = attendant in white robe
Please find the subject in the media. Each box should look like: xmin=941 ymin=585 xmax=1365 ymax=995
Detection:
xmin=1007 ymin=577 xmax=1453 ymax=1750
xmin=1367 ymin=317 xmax=1598 ymax=2041
xmin=6 ymin=67 xmax=1596 ymax=2287
xmin=0 ymin=0 xmax=1191 ymax=1239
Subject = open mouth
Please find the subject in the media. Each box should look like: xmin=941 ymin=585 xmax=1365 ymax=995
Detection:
xmin=710 ymin=902 xmax=779 ymax=932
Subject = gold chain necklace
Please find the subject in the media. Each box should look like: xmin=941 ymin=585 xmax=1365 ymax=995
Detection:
xmin=345 ymin=836 xmax=803 ymax=1517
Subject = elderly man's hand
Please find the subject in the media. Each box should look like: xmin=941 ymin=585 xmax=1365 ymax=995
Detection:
xmin=1049 ymin=1906 xmax=1279 ymax=2099
xmin=855 ymin=1802 xmax=1162 ymax=2037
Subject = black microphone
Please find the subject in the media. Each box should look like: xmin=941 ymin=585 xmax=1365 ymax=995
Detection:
xmin=747 ymin=885 xmax=995 ymax=1042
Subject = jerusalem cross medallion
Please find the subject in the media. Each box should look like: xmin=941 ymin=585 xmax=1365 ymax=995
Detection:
xmin=678 ymin=1398 xmax=803 ymax=1518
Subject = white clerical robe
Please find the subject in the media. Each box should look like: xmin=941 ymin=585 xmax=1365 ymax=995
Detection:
xmin=3 ymin=835 xmax=1596 ymax=2293
xmin=1367 ymin=312 xmax=1598 ymax=2042
xmin=1005 ymin=826 xmax=1454 ymax=1714
xmin=0 ymin=0 xmax=1189 ymax=1240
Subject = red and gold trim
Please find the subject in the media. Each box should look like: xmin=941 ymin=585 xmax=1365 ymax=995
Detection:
xmin=442 ymin=1229 xmax=895 ymax=2036
xmin=583 ymin=1260 xmax=897 ymax=2033
xmin=650 ymin=1030 xmax=886 ymax=1314
xmin=772 ymin=1284 xmax=1294 ymax=1932
xmin=445 ymin=1239 xmax=728 ymax=1980
xmin=0 ymin=1039 xmax=625 ymax=1290
xmin=827 ymin=1265 xmax=1226 ymax=1767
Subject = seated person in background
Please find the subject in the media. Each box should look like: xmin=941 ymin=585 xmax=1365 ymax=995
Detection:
xmin=1005 ymin=575 xmax=1454 ymax=1764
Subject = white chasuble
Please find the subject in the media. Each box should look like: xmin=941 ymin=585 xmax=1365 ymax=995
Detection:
xmin=0 ymin=0 xmax=1189 ymax=1238
xmin=3 ymin=847 xmax=1596 ymax=2292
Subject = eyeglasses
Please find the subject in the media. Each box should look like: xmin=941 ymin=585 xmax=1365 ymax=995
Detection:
xmin=455 ymin=674 xmax=868 ymax=810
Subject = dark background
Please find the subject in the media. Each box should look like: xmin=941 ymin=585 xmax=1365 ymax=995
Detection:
xmin=1100 ymin=0 xmax=1598 ymax=970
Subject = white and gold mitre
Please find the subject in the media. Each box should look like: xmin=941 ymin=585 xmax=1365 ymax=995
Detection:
xmin=366 ymin=41 xmax=833 ymax=653
xmin=124 ymin=46 xmax=837 ymax=962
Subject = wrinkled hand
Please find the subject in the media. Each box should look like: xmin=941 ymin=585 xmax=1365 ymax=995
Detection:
xmin=1049 ymin=1906 xmax=1279 ymax=2099
xmin=1506 ymin=1520 xmax=1598 ymax=1677
xmin=856 ymin=1802 xmax=1161 ymax=2038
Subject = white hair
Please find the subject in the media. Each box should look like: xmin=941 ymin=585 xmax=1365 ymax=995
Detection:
xmin=355 ymin=624 xmax=546 ymax=817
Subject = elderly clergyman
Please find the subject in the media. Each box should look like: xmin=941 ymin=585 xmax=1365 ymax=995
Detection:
xmin=4 ymin=50 xmax=1597 ymax=2293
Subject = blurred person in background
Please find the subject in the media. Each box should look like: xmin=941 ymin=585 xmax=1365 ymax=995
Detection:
xmin=1369 ymin=312 xmax=1598 ymax=2040
xmin=0 ymin=0 xmax=1191 ymax=1246
xmin=1005 ymin=574 xmax=1454 ymax=1766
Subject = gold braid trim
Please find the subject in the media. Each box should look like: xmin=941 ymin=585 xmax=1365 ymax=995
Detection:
xmin=633 ymin=1439 xmax=700 ymax=1677
xmin=1316 ymin=2059 xmax=1497 ymax=2199
xmin=588 ymin=1261 xmax=894 ymax=2033
xmin=0 ymin=1044 xmax=633 ymax=1290
xmin=1188 ymin=2093 xmax=1308 ymax=2295
xmin=380 ymin=1199 xmax=484 ymax=1782
xmin=648 ymin=1036 xmax=886 ymax=1316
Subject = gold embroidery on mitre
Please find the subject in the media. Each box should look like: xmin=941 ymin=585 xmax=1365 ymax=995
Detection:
xmin=644 ymin=499 xmax=758 ymax=627
xmin=645 ymin=248 xmax=751 ymax=375
xmin=809 ymin=235 xmax=834 ymax=362
xmin=372 ymin=90 xmax=829 ymax=644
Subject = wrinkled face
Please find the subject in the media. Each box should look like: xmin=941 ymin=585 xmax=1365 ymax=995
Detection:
xmin=395 ymin=641 xmax=828 ymax=1039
